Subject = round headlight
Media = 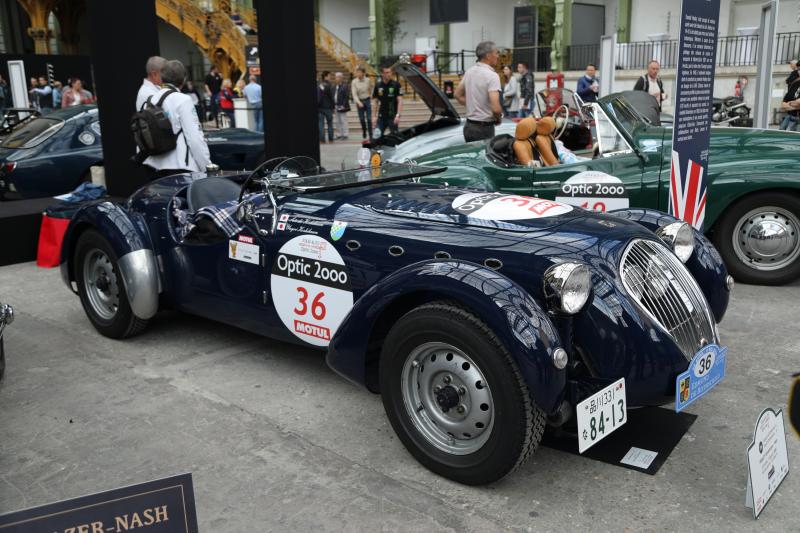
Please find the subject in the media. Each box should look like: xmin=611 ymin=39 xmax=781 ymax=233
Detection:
xmin=543 ymin=262 xmax=592 ymax=315
xmin=656 ymin=222 xmax=694 ymax=263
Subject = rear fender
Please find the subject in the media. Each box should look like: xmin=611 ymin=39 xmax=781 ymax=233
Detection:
xmin=327 ymin=260 xmax=566 ymax=415
xmin=609 ymin=207 xmax=730 ymax=322
xmin=60 ymin=201 xmax=159 ymax=320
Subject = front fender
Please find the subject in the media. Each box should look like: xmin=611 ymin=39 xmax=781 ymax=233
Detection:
xmin=60 ymin=201 xmax=159 ymax=320
xmin=327 ymin=260 xmax=566 ymax=415
xmin=609 ymin=208 xmax=731 ymax=322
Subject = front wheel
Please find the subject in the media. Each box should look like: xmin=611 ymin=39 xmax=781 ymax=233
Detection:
xmin=380 ymin=301 xmax=545 ymax=485
xmin=74 ymin=229 xmax=149 ymax=338
xmin=712 ymin=192 xmax=800 ymax=285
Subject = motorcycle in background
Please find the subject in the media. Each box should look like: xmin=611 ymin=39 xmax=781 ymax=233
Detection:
xmin=711 ymin=76 xmax=753 ymax=127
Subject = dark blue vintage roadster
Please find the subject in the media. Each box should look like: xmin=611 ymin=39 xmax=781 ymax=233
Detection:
xmin=58 ymin=160 xmax=732 ymax=484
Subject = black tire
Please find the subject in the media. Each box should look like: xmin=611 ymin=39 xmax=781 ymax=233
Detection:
xmin=74 ymin=229 xmax=148 ymax=338
xmin=712 ymin=192 xmax=800 ymax=285
xmin=379 ymin=301 xmax=545 ymax=485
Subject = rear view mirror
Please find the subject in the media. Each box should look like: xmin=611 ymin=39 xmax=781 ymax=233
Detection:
xmin=790 ymin=373 xmax=800 ymax=439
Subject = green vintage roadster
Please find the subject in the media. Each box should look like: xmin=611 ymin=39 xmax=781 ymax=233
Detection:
xmin=408 ymin=94 xmax=800 ymax=285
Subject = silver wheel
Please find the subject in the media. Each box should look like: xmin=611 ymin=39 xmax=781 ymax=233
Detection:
xmin=731 ymin=206 xmax=800 ymax=271
xmin=400 ymin=342 xmax=494 ymax=455
xmin=82 ymin=248 xmax=120 ymax=321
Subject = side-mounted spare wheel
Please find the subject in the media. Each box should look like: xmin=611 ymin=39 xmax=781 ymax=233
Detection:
xmin=380 ymin=301 xmax=546 ymax=485
xmin=712 ymin=192 xmax=800 ymax=285
xmin=74 ymin=229 xmax=149 ymax=338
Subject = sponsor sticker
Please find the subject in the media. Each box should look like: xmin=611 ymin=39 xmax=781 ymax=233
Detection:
xmin=452 ymin=192 xmax=572 ymax=221
xmin=229 ymin=239 xmax=259 ymax=265
xmin=270 ymin=235 xmax=354 ymax=347
xmin=554 ymin=171 xmax=630 ymax=213
xmin=330 ymin=220 xmax=348 ymax=241
xmin=238 ymin=234 xmax=254 ymax=244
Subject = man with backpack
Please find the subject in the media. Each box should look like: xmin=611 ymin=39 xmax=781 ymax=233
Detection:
xmin=633 ymin=60 xmax=666 ymax=111
xmin=136 ymin=56 xmax=166 ymax=111
xmin=132 ymin=60 xmax=210 ymax=180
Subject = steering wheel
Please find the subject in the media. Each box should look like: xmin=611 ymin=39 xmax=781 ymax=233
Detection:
xmin=552 ymin=104 xmax=570 ymax=140
xmin=238 ymin=156 xmax=288 ymax=203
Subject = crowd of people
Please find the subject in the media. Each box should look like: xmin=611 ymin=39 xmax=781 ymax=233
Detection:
xmin=201 ymin=65 xmax=262 ymax=132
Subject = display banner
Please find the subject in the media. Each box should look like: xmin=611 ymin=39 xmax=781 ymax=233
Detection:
xmin=668 ymin=0 xmax=721 ymax=230
xmin=0 ymin=473 xmax=198 ymax=532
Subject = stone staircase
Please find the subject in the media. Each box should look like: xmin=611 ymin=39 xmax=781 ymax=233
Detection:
xmin=340 ymin=96 xmax=467 ymax=138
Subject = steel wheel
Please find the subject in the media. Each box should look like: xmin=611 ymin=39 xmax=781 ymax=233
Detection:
xmin=401 ymin=342 xmax=494 ymax=455
xmin=82 ymin=248 xmax=120 ymax=321
xmin=731 ymin=206 xmax=800 ymax=272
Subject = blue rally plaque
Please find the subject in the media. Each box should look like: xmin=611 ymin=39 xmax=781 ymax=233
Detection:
xmin=675 ymin=344 xmax=727 ymax=412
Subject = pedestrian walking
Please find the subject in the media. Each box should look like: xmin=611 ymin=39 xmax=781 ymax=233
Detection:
xmin=318 ymin=71 xmax=335 ymax=143
xmin=243 ymin=75 xmax=263 ymax=133
xmin=61 ymin=78 xmax=94 ymax=107
xmin=576 ymin=64 xmax=599 ymax=103
xmin=140 ymin=60 xmax=211 ymax=179
xmin=219 ymin=78 xmax=236 ymax=128
xmin=455 ymin=41 xmax=502 ymax=142
xmin=351 ymin=66 xmax=373 ymax=139
xmin=32 ymin=76 xmax=54 ymax=114
xmin=334 ymin=72 xmax=350 ymax=140
xmin=204 ymin=66 xmax=222 ymax=125
xmin=502 ymin=66 xmax=521 ymax=118
xmin=633 ymin=60 xmax=666 ymax=110
xmin=372 ymin=65 xmax=404 ymax=137
xmin=517 ymin=62 xmax=534 ymax=118
xmin=136 ymin=56 xmax=166 ymax=111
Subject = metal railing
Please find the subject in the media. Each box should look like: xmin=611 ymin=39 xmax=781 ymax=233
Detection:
xmin=511 ymin=46 xmax=552 ymax=73
xmin=567 ymin=44 xmax=600 ymax=70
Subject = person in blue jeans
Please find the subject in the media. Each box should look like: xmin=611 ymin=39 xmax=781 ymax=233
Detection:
xmin=243 ymin=75 xmax=263 ymax=132
xmin=317 ymin=71 xmax=335 ymax=143
xmin=779 ymin=78 xmax=800 ymax=131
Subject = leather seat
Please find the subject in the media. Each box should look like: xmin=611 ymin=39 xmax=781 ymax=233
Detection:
xmin=534 ymin=116 xmax=559 ymax=167
xmin=512 ymin=117 xmax=538 ymax=166
xmin=186 ymin=177 xmax=241 ymax=213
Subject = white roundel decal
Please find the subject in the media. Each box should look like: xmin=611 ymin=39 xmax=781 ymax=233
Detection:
xmin=451 ymin=192 xmax=573 ymax=220
xmin=555 ymin=171 xmax=629 ymax=213
xmin=270 ymin=235 xmax=353 ymax=347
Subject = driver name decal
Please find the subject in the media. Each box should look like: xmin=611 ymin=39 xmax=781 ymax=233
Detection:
xmin=452 ymin=192 xmax=572 ymax=220
xmin=270 ymin=235 xmax=353 ymax=347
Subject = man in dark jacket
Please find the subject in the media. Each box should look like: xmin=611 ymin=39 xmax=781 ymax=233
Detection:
xmin=517 ymin=62 xmax=534 ymax=117
xmin=317 ymin=71 xmax=335 ymax=143
xmin=786 ymin=59 xmax=799 ymax=87
xmin=633 ymin=60 xmax=666 ymax=111
xmin=576 ymin=64 xmax=599 ymax=103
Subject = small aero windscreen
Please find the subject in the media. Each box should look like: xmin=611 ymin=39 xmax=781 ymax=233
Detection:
xmin=1 ymin=118 xmax=64 ymax=149
xmin=270 ymin=162 xmax=445 ymax=193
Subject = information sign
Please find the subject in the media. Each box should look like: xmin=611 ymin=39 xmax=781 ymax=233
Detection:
xmin=746 ymin=409 xmax=789 ymax=519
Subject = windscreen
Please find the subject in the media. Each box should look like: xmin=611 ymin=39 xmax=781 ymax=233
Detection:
xmin=271 ymin=162 xmax=444 ymax=193
xmin=1 ymin=118 xmax=64 ymax=149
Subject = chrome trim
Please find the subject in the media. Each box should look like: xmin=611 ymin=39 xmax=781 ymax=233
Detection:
xmin=655 ymin=222 xmax=694 ymax=263
xmin=552 ymin=348 xmax=568 ymax=370
xmin=543 ymin=261 xmax=592 ymax=315
xmin=0 ymin=303 xmax=13 ymax=337
xmin=726 ymin=275 xmax=735 ymax=291
xmin=118 ymin=249 xmax=159 ymax=320
xmin=620 ymin=239 xmax=718 ymax=360
xmin=483 ymin=258 xmax=503 ymax=270
xmin=388 ymin=245 xmax=405 ymax=257
xmin=532 ymin=180 xmax=561 ymax=187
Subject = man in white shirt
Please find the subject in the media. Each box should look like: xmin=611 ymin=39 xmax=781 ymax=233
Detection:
xmin=455 ymin=41 xmax=503 ymax=142
xmin=633 ymin=60 xmax=666 ymax=111
xmin=135 ymin=56 xmax=166 ymax=111
xmin=143 ymin=60 xmax=211 ymax=179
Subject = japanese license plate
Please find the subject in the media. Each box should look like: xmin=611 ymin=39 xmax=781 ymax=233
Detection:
xmin=576 ymin=378 xmax=627 ymax=453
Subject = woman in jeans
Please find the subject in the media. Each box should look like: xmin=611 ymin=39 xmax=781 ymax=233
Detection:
xmin=351 ymin=66 xmax=374 ymax=139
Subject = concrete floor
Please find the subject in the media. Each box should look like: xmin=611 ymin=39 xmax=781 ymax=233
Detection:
xmin=1 ymin=263 xmax=798 ymax=532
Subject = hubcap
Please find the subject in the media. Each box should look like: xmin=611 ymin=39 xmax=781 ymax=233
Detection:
xmin=732 ymin=207 xmax=800 ymax=271
xmin=400 ymin=342 xmax=494 ymax=455
xmin=82 ymin=248 xmax=120 ymax=320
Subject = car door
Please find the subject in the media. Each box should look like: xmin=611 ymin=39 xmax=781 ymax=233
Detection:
xmin=527 ymin=103 xmax=646 ymax=213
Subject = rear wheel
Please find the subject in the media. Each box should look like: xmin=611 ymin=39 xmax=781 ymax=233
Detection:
xmin=380 ymin=301 xmax=545 ymax=485
xmin=712 ymin=192 xmax=800 ymax=285
xmin=74 ymin=229 xmax=148 ymax=338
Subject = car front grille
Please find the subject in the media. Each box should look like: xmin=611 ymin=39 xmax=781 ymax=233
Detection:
xmin=620 ymin=239 xmax=718 ymax=360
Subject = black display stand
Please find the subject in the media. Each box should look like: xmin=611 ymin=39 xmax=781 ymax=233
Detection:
xmin=0 ymin=198 xmax=56 ymax=266
xmin=543 ymin=407 xmax=697 ymax=475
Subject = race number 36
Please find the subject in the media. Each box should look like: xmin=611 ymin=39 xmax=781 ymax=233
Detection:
xmin=271 ymin=235 xmax=353 ymax=347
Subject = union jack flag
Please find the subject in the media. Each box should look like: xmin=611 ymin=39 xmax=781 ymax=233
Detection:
xmin=668 ymin=150 xmax=707 ymax=229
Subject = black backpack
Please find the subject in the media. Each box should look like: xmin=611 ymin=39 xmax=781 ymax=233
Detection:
xmin=130 ymin=89 xmax=180 ymax=157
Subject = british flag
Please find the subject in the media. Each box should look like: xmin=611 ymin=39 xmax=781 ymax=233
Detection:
xmin=668 ymin=150 xmax=707 ymax=229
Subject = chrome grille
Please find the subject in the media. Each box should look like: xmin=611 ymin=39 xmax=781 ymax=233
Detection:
xmin=620 ymin=239 xmax=718 ymax=359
